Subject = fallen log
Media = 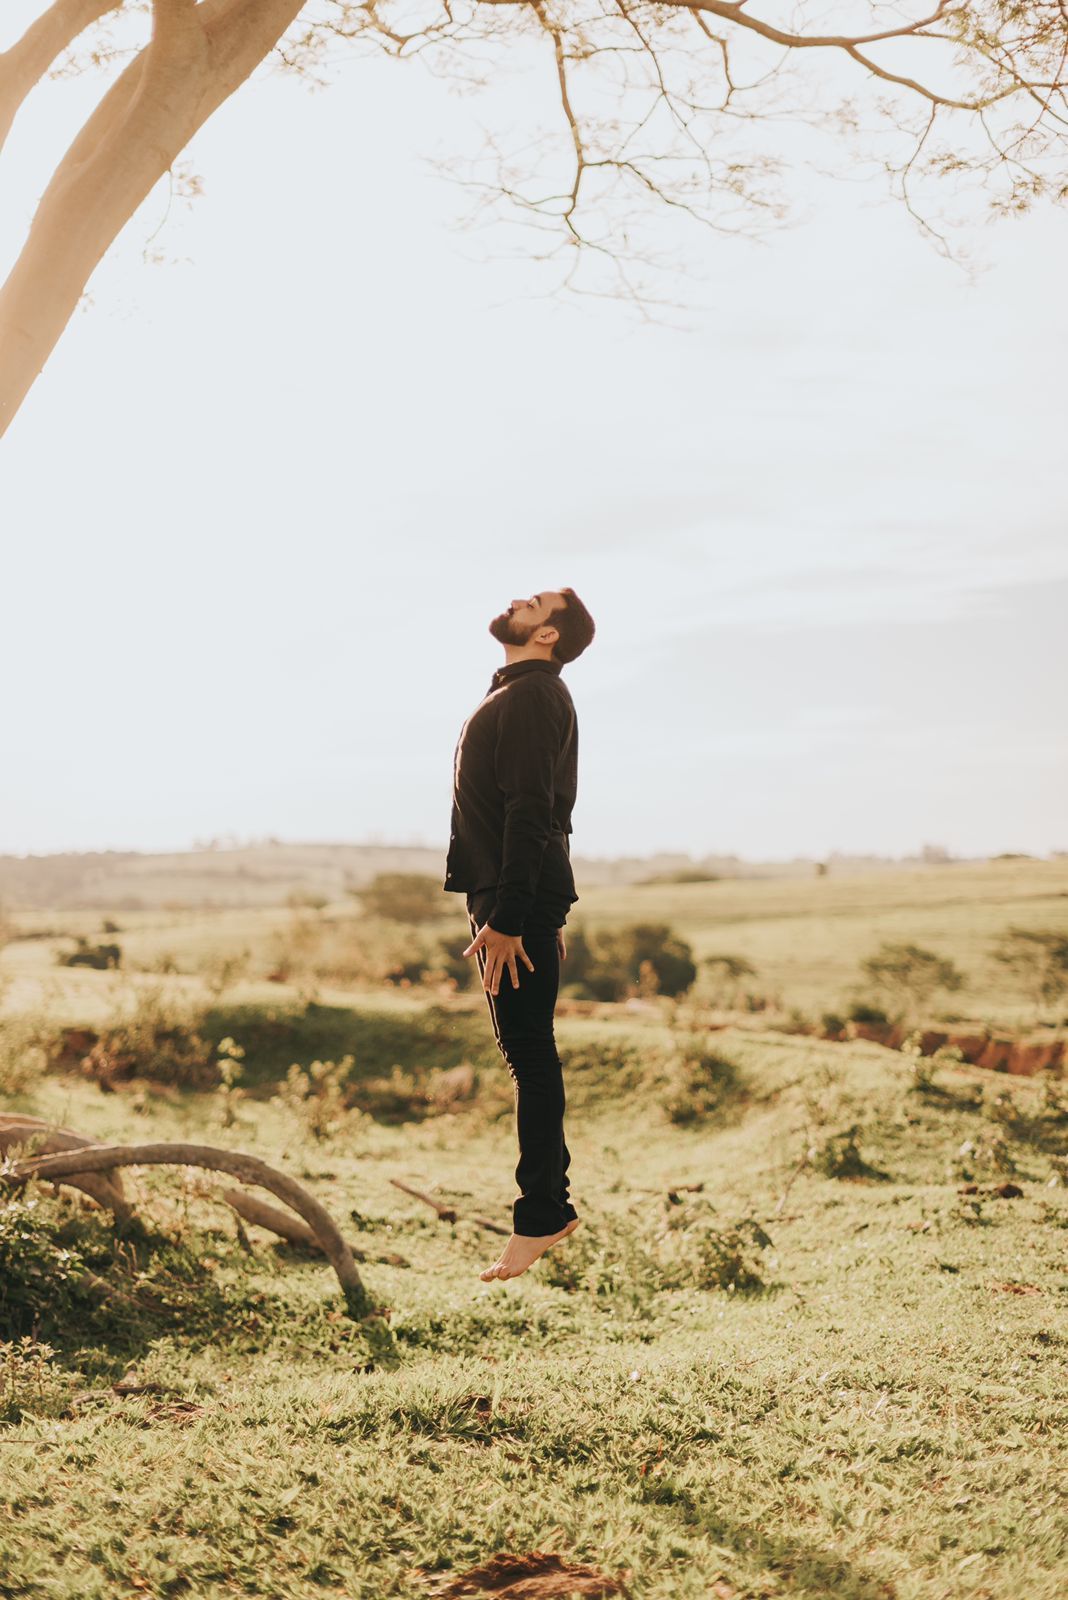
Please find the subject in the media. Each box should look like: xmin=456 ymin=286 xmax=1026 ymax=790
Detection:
xmin=0 ymin=1115 xmax=131 ymax=1220
xmin=3 ymin=1142 xmax=369 ymax=1316
xmin=220 ymin=1186 xmax=318 ymax=1247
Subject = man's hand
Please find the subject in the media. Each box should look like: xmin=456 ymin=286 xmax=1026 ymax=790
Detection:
xmin=463 ymin=922 xmax=535 ymax=996
xmin=557 ymin=929 xmax=566 ymax=962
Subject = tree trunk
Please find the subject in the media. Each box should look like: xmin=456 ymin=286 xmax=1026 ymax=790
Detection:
xmin=0 ymin=0 xmax=308 ymax=438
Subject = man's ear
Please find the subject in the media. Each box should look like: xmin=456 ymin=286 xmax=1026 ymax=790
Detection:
xmin=536 ymin=625 xmax=560 ymax=649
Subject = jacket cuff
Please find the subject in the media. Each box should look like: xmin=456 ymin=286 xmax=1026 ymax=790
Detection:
xmin=486 ymin=901 xmax=526 ymax=937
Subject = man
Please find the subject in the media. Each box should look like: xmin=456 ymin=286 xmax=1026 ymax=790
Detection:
xmin=443 ymin=588 xmax=596 ymax=1282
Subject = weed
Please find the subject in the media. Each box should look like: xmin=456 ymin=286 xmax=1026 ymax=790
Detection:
xmin=0 ymin=1337 xmax=81 ymax=1424
xmin=811 ymin=1124 xmax=889 ymax=1181
xmin=273 ymin=1056 xmax=357 ymax=1141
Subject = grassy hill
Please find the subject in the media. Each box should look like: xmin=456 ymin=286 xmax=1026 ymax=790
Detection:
xmin=1 ymin=1020 xmax=1065 ymax=1599
xmin=1 ymin=857 xmax=1065 ymax=1597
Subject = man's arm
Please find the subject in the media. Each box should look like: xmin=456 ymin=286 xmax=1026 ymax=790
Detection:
xmin=486 ymin=683 xmax=567 ymax=935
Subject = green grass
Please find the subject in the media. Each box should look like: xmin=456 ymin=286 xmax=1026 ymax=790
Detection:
xmin=1 ymin=1019 xmax=1066 ymax=1600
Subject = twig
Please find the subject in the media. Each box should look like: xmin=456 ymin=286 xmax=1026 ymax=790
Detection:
xmin=390 ymin=1179 xmax=510 ymax=1235
xmin=772 ymin=1151 xmax=811 ymax=1218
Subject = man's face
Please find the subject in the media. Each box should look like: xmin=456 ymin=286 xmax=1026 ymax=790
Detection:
xmin=488 ymin=590 xmax=566 ymax=647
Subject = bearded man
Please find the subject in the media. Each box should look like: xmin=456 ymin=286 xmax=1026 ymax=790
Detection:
xmin=443 ymin=589 xmax=596 ymax=1281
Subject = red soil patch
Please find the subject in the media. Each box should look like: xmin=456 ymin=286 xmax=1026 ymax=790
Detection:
xmin=427 ymin=1550 xmax=626 ymax=1599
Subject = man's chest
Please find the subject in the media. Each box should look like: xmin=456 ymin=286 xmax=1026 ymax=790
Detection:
xmin=453 ymin=689 xmax=505 ymax=787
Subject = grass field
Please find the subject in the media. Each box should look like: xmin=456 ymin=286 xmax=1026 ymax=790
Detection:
xmin=4 ymin=858 xmax=1067 ymax=1031
xmin=1 ymin=861 xmax=1066 ymax=1599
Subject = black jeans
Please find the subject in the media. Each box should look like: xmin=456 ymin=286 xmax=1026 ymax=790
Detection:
xmin=467 ymin=888 xmax=578 ymax=1237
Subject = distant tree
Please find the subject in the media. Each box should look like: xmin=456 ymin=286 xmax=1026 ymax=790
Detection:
xmin=1 ymin=3 xmax=1067 ymax=434
xmin=992 ymin=927 xmax=1068 ymax=1010
xmin=859 ymin=941 xmax=964 ymax=1018
xmin=356 ymin=873 xmax=448 ymax=925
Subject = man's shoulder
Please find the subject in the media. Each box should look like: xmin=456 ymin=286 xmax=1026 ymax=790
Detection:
xmin=506 ymin=672 xmax=575 ymax=713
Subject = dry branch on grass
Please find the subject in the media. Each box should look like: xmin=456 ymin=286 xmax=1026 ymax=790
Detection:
xmin=0 ymin=1115 xmax=132 ymax=1220
xmin=390 ymin=1177 xmax=510 ymax=1236
xmin=1 ymin=1132 xmax=370 ymax=1313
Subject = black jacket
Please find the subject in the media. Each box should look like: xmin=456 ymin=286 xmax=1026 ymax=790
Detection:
xmin=443 ymin=658 xmax=579 ymax=934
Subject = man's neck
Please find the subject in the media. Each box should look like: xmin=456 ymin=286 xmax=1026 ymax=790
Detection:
xmin=500 ymin=644 xmax=556 ymax=667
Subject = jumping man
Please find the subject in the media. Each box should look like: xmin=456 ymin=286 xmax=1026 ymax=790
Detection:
xmin=443 ymin=589 xmax=596 ymax=1281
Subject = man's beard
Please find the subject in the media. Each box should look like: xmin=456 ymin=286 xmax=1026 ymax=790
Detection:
xmin=488 ymin=608 xmax=537 ymax=646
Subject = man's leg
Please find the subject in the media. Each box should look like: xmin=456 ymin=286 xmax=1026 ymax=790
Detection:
xmin=467 ymin=905 xmax=579 ymax=1275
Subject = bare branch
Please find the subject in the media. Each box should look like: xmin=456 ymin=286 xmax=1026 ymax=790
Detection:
xmin=0 ymin=0 xmax=124 ymax=156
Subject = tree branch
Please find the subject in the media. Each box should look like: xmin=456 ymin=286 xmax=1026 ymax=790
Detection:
xmin=5 ymin=1140 xmax=372 ymax=1314
xmin=0 ymin=0 xmax=124 ymax=156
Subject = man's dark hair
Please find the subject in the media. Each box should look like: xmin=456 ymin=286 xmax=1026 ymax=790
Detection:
xmin=548 ymin=588 xmax=595 ymax=665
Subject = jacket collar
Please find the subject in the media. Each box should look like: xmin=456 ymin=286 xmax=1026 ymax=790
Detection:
xmin=491 ymin=658 xmax=562 ymax=690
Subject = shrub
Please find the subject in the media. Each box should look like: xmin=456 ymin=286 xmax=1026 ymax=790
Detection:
xmin=0 ymin=1193 xmax=95 ymax=1340
xmin=663 ymin=1041 xmax=746 ymax=1125
xmin=858 ymin=942 xmax=964 ymax=1019
xmin=0 ymin=1013 xmax=56 ymax=1095
xmin=992 ymin=926 xmax=1068 ymax=1010
xmin=703 ymin=953 xmax=759 ymax=1007
xmin=558 ymin=921 xmax=697 ymax=1001
xmin=847 ymin=1000 xmax=890 ymax=1026
xmin=71 ymin=987 xmax=217 ymax=1090
xmin=58 ymin=938 xmax=122 ymax=971
xmin=353 ymin=874 xmax=449 ymax=925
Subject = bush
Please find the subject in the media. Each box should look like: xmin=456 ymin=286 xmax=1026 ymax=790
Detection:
xmin=58 ymin=938 xmax=122 ymax=971
xmin=847 ymin=1000 xmax=890 ymax=1026
xmin=0 ymin=1193 xmax=97 ymax=1341
xmin=0 ymin=1013 xmax=56 ymax=1095
xmin=353 ymin=874 xmax=450 ymax=925
xmin=560 ymin=921 xmax=697 ymax=1001
xmin=663 ymin=1040 xmax=746 ymax=1125
xmin=858 ymin=942 xmax=964 ymax=1019
xmin=703 ymin=953 xmax=759 ymax=1008
xmin=70 ymin=987 xmax=218 ymax=1090
xmin=992 ymin=926 xmax=1068 ymax=1010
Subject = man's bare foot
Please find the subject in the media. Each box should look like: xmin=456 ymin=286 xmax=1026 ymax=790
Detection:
xmin=479 ymin=1218 xmax=580 ymax=1282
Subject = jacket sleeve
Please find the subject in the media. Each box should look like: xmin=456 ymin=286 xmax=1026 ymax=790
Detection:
xmin=486 ymin=683 xmax=568 ymax=935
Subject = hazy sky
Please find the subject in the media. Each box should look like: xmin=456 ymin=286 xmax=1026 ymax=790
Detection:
xmin=2 ymin=8 xmax=1066 ymax=861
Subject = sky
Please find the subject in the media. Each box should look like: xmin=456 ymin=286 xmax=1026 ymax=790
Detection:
xmin=1 ymin=5 xmax=1066 ymax=863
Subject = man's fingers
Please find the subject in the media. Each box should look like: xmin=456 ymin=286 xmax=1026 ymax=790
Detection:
xmin=519 ymin=940 xmax=535 ymax=973
xmin=506 ymin=953 xmax=519 ymax=989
